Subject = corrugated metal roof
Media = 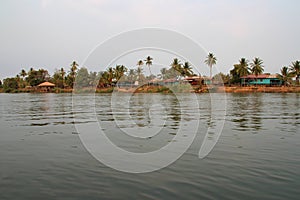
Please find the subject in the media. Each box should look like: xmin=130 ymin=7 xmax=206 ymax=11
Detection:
xmin=241 ymin=74 xmax=278 ymax=79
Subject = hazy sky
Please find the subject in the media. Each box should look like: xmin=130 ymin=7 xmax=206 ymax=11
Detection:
xmin=1 ymin=0 xmax=300 ymax=79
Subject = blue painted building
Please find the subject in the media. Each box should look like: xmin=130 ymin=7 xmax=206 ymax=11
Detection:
xmin=241 ymin=74 xmax=282 ymax=86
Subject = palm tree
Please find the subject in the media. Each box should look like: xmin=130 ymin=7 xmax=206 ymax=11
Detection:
xmin=171 ymin=58 xmax=181 ymax=70
xmin=235 ymin=58 xmax=250 ymax=77
xmin=160 ymin=68 xmax=167 ymax=80
xmin=232 ymin=58 xmax=250 ymax=85
xmin=144 ymin=56 xmax=153 ymax=75
xmin=182 ymin=62 xmax=193 ymax=77
xmin=28 ymin=67 xmax=34 ymax=76
xmin=107 ymin=67 xmax=114 ymax=85
xmin=128 ymin=69 xmax=136 ymax=86
xmin=277 ymin=66 xmax=292 ymax=86
xmin=15 ymin=74 xmax=21 ymax=88
xmin=20 ymin=69 xmax=27 ymax=80
xmin=98 ymin=71 xmax=110 ymax=88
xmin=136 ymin=67 xmax=143 ymax=83
xmin=137 ymin=60 xmax=144 ymax=81
xmin=115 ymin=65 xmax=127 ymax=81
xmin=250 ymin=57 xmax=264 ymax=76
xmin=67 ymin=61 xmax=79 ymax=88
xmin=70 ymin=61 xmax=78 ymax=77
xmin=60 ymin=68 xmax=65 ymax=88
xmin=137 ymin=60 xmax=144 ymax=69
xmin=204 ymin=53 xmax=217 ymax=79
xmin=290 ymin=60 xmax=300 ymax=85
xmin=170 ymin=58 xmax=182 ymax=78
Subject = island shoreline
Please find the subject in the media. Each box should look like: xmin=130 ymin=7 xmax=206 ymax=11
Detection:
xmin=1 ymin=86 xmax=300 ymax=94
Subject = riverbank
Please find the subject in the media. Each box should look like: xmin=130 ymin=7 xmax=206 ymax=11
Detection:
xmin=221 ymin=86 xmax=300 ymax=93
xmin=97 ymin=85 xmax=300 ymax=93
xmin=113 ymin=85 xmax=300 ymax=93
xmin=1 ymin=86 xmax=300 ymax=93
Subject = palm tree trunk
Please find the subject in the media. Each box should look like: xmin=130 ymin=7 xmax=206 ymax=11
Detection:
xmin=148 ymin=66 xmax=152 ymax=75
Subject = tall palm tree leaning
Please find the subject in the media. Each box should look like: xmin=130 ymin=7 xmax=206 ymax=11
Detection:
xmin=171 ymin=58 xmax=182 ymax=78
xmin=250 ymin=57 xmax=264 ymax=76
xmin=144 ymin=56 xmax=153 ymax=75
xmin=290 ymin=60 xmax=300 ymax=85
xmin=204 ymin=53 xmax=217 ymax=79
xmin=182 ymin=61 xmax=193 ymax=77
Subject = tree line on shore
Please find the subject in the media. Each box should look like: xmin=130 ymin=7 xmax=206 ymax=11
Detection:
xmin=0 ymin=54 xmax=299 ymax=92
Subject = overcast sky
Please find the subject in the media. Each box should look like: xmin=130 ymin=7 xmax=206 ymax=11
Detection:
xmin=1 ymin=0 xmax=300 ymax=79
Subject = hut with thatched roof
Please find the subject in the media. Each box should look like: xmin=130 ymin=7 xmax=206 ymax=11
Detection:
xmin=37 ymin=81 xmax=55 ymax=92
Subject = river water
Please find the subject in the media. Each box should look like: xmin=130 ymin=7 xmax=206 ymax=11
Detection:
xmin=0 ymin=93 xmax=299 ymax=200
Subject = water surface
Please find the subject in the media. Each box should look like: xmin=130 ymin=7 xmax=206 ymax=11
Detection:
xmin=0 ymin=93 xmax=299 ymax=200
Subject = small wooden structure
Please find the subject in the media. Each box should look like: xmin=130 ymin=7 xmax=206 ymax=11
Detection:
xmin=37 ymin=81 xmax=55 ymax=92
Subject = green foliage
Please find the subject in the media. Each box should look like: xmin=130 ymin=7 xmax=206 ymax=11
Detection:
xmin=213 ymin=72 xmax=230 ymax=84
xmin=26 ymin=69 xmax=50 ymax=86
xmin=230 ymin=58 xmax=250 ymax=84
xmin=3 ymin=77 xmax=18 ymax=92
xmin=204 ymin=53 xmax=217 ymax=78
xmin=2 ymin=56 xmax=300 ymax=93
xmin=250 ymin=57 xmax=264 ymax=76
xmin=144 ymin=56 xmax=153 ymax=75
xmin=277 ymin=66 xmax=293 ymax=86
xmin=66 ymin=61 xmax=79 ymax=88
xmin=290 ymin=60 xmax=300 ymax=85
xmin=51 ymin=70 xmax=64 ymax=88
xmin=75 ymin=67 xmax=89 ymax=87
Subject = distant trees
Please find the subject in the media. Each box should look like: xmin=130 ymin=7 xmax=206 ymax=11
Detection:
xmin=0 ymin=61 xmax=79 ymax=92
xmin=97 ymin=65 xmax=131 ymax=88
xmin=52 ymin=69 xmax=64 ymax=88
xmin=230 ymin=57 xmax=263 ymax=83
xmin=26 ymin=68 xmax=50 ymax=86
xmin=2 ymin=57 xmax=300 ymax=93
xmin=168 ymin=58 xmax=194 ymax=79
xmin=213 ymin=72 xmax=230 ymax=85
xmin=159 ymin=68 xmax=167 ymax=80
xmin=75 ymin=67 xmax=90 ymax=87
xmin=3 ymin=77 xmax=18 ymax=92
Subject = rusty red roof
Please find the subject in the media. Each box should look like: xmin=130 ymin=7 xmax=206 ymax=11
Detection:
xmin=241 ymin=74 xmax=269 ymax=79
